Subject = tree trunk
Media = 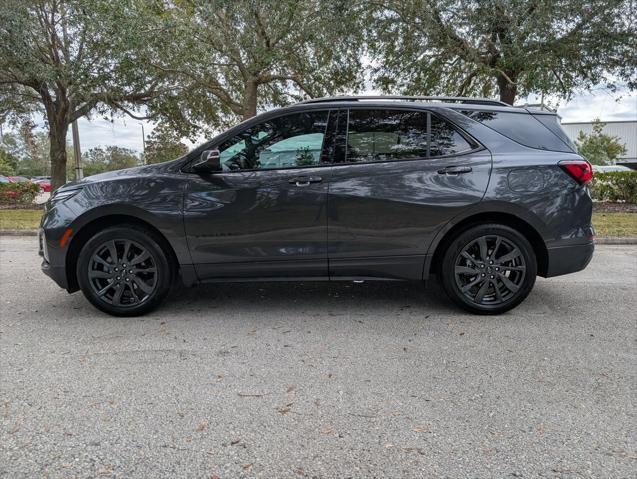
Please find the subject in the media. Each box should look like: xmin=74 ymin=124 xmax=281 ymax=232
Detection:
xmin=496 ymin=72 xmax=517 ymax=105
xmin=242 ymin=81 xmax=258 ymax=120
xmin=49 ymin=121 xmax=69 ymax=191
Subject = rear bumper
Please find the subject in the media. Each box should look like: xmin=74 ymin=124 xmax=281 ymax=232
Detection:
xmin=545 ymin=241 xmax=594 ymax=277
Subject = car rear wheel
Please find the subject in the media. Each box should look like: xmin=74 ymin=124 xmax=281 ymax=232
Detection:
xmin=440 ymin=224 xmax=537 ymax=314
xmin=77 ymin=225 xmax=172 ymax=316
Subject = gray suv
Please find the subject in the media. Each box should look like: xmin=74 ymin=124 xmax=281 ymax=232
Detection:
xmin=40 ymin=96 xmax=594 ymax=316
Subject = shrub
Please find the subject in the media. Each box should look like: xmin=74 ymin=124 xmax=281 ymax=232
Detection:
xmin=0 ymin=182 xmax=41 ymax=205
xmin=589 ymin=171 xmax=637 ymax=203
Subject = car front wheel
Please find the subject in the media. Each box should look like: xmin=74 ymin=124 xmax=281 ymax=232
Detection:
xmin=76 ymin=225 xmax=173 ymax=316
xmin=440 ymin=224 xmax=537 ymax=315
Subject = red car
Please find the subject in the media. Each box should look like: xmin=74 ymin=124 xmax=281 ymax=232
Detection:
xmin=32 ymin=178 xmax=52 ymax=192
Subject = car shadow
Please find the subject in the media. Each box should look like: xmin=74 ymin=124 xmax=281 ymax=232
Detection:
xmin=161 ymin=280 xmax=455 ymax=316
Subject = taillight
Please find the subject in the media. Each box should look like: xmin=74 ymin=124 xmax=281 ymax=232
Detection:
xmin=559 ymin=160 xmax=593 ymax=184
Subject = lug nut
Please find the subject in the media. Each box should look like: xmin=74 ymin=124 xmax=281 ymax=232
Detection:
xmin=116 ymin=276 xmax=120 ymax=280
xmin=490 ymin=275 xmax=495 ymax=279
xmin=481 ymin=273 xmax=486 ymax=277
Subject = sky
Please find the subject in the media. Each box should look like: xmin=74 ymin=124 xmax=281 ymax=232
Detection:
xmin=6 ymin=88 xmax=637 ymax=154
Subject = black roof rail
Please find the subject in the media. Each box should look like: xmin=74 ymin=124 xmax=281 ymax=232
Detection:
xmin=297 ymin=95 xmax=511 ymax=107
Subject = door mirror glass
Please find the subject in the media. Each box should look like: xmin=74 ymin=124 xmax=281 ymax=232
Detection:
xmin=193 ymin=149 xmax=222 ymax=173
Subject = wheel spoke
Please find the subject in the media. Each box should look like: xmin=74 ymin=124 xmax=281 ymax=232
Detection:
xmin=492 ymin=236 xmax=502 ymax=258
xmin=130 ymin=250 xmax=150 ymax=265
xmin=499 ymin=274 xmax=520 ymax=293
xmin=493 ymin=281 xmax=503 ymax=302
xmin=477 ymin=236 xmax=488 ymax=261
xmin=93 ymin=255 xmax=112 ymax=267
xmin=96 ymin=282 xmax=113 ymax=296
xmin=112 ymin=284 xmax=124 ymax=305
xmin=500 ymin=265 xmax=526 ymax=272
xmin=89 ymin=270 xmax=111 ymax=279
xmin=106 ymin=240 xmax=118 ymax=263
xmin=131 ymin=267 xmax=156 ymax=274
xmin=461 ymin=276 xmax=483 ymax=292
xmin=133 ymin=277 xmax=153 ymax=294
xmin=474 ymin=280 xmax=490 ymax=303
xmin=122 ymin=240 xmax=131 ymax=262
xmin=496 ymin=247 xmax=521 ymax=263
xmin=455 ymin=266 xmax=479 ymax=275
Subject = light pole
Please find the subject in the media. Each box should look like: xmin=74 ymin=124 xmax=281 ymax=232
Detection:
xmin=141 ymin=123 xmax=146 ymax=164
xmin=72 ymin=120 xmax=83 ymax=180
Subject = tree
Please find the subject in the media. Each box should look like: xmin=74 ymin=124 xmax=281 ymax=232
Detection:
xmin=144 ymin=123 xmax=189 ymax=165
xmin=368 ymin=0 xmax=637 ymax=104
xmin=0 ymin=0 xmax=170 ymax=190
xmin=150 ymin=0 xmax=364 ymax=136
xmin=0 ymin=148 xmax=17 ymax=175
xmin=81 ymin=146 xmax=140 ymax=176
xmin=575 ymin=119 xmax=627 ymax=165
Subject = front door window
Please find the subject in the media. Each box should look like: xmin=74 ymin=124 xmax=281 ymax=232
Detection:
xmin=217 ymin=111 xmax=329 ymax=171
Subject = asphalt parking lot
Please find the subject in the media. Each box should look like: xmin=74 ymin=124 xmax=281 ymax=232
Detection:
xmin=1 ymin=236 xmax=635 ymax=478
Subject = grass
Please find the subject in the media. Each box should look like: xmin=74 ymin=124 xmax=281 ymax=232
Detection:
xmin=0 ymin=208 xmax=636 ymax=237
xmin=0 ymin=209 xmax=43 ymax=230
xmin=592 ymin=212 xmax=637 ymax=237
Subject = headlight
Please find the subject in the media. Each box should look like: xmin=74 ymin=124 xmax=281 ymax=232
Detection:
xmin=50 ymin=187 xmax=82 ymax=205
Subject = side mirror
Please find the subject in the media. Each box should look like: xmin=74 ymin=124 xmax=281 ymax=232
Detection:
xmin=192 ymin=149 xmax=222 ymax=173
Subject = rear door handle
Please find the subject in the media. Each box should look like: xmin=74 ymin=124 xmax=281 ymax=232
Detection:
xmin=288 ymin=176 xmax=323 ymax=186
xmin=437 ymin=166 xmax=472 ymax=175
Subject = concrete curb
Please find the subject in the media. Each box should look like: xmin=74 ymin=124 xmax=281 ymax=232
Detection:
xmin=0 ymin=230 xmax=38 ymax=236
xmin=2 ymin=229 xmax=637 ymax=245
xmin=594 ymin=237 xmax=637 ymax=245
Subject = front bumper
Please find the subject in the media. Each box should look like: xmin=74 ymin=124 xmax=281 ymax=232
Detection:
xmin=39 ymin=227 xmax=70 ymax=290
xmin=545 ymin=241 xmax=594 ymax=277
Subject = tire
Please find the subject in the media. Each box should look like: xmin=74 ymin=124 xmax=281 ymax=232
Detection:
xmin=76 ymin=224 xmax=173 ymax=317
xmin=439 ymin=224 xmax=537 ymax=315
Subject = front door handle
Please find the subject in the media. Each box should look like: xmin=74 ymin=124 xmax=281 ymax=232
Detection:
xmin=288 ymin=176 xmax=323 ymax=186
xmin=437 ymin=166 xmax=473 ymax=175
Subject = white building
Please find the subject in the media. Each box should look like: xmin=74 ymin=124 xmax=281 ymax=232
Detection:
xmin=561 ymin=120 xmax=637 ymax=163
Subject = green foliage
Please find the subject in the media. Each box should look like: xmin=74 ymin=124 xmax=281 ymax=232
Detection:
xmin=0 ymin=0 xmax=172 ymax=189
xmin=575 ymin=120 xmax=627 ymax=165
xmin=589 ymin=171 xmax=637 ymax=203
xmin=144 ymin=123 xmax=189 ymax=164
xmin=0 ymin=148 xmax=17 ymax=175
xmin=81 ymin=146 xmax=141 ymax=176
xmin=367 ymin=0 xmax=637 ymax=104
xmin=0 ymin=181 xmax=40 ymax=205
xmin=294 ymin=147 xmax=316 ymax=167
xmin=148 ymin=0 xmax=364 ymax=137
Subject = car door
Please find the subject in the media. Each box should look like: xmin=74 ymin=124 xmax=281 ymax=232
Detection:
xmin=327 ymin=107 xmax=492 ymax=280
xmin=184 ymin=109 xmax=336 ymax=280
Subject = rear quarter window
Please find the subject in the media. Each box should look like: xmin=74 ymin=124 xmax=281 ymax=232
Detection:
xmin=458 ymin=110 xmax=574 ymax=152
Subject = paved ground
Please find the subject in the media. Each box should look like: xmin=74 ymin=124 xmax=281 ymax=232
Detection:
xmin=1 ymin=237 xmax=635 ymax=478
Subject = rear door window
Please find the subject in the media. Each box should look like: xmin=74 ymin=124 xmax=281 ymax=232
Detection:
xmin=344 ymin=109 xmax=475 ymax=163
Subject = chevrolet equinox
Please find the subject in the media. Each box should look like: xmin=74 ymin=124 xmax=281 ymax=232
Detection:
xmin=39 ymin=96 xmax=595 ymax=316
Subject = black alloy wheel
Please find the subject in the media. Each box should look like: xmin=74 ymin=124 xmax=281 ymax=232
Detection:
xmin=77 ymin=225 xmax=172 ymax=316
xmin=441 ymin=224 xmax=537 ymax=314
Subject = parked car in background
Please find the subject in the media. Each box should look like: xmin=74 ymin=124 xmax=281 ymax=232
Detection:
xmin=7 ymin=176 xmax=30 ymax=183
xmin=39 ymin=96 xmax=594 ymax=317
xmin=0 ymin=175 xmax=10 ymax=183
xmin=591 ymin=165 xmax=632 ymax=173
xmin=33 ymin=178 xmax=52 ymax=192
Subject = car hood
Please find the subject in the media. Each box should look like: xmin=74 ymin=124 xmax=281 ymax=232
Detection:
xmin=60 ymin=158 xmax=185 ymax=191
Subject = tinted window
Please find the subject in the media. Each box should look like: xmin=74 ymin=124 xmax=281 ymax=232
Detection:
xmin=346 ymin=110 xmax=429 ymax=162
xmin=532 ymin=114 xmax=577 ymax=152
xmin=218 ymin=111 xmax=329 ymax=171
xmin=459 ymin=110 xmax=573 ymax=152
xmin=430 ymin=114 xmax=473 ymax=156
xmin=345 ymin=109 xmax=474 ymax=163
